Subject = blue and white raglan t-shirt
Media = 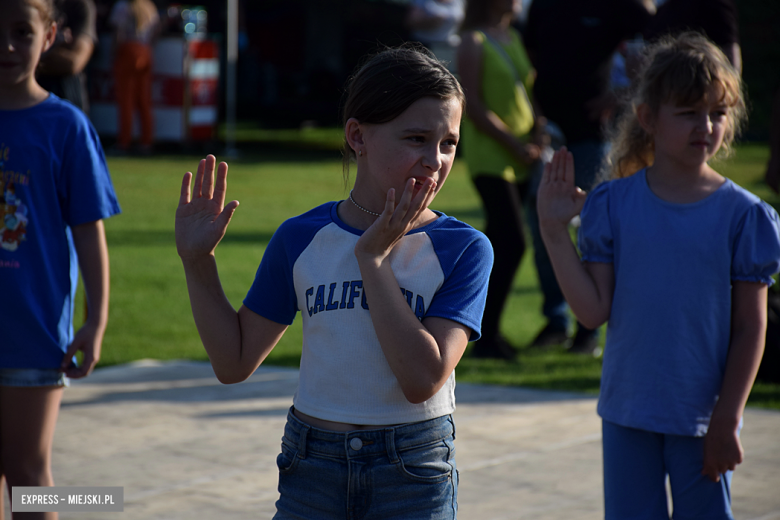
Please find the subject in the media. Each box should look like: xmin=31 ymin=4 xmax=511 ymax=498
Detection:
xmin=244 ymin=202 xmax=493 ymax=425
xmin=0 ymin=94 xmax=121 ymax=369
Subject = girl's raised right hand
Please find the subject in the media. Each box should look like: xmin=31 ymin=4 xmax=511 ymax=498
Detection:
xmin=536 ymin=147 xmax=587 ymax=232
xmin=175 ymin=155 xmax=239 ymax=260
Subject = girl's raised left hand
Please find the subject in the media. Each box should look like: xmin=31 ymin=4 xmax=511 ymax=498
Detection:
xmin=354 ymin=177 xmax=437 ymax=263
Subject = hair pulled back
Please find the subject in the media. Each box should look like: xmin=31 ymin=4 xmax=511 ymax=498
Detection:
xmin=607 ymin=32 xmax=746 ymax=179
xmin=26 ymin=0 xmax=56 ymax=24
xmin=341 ymin=45 xmax=465 ymax=187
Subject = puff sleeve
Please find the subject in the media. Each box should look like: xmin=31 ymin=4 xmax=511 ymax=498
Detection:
xmin=732 ymin=201 xmax=780 ymax=286
xmin=578 ymin=182 xmax=614 ymax=264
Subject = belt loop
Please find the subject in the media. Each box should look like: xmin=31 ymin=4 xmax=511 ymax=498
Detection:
xmin=385 ymin=428 xmax=399 ymax=463
xmin=297 ymin=424 xmax=310 ymax=460
xmin=450 ymin=414 xmax=456 ymax=440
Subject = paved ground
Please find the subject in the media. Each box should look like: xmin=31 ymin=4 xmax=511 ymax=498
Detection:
xmin=4 ymin=360 xmax=780 ymax=519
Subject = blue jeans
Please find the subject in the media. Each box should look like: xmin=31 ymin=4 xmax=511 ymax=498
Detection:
xmin=274 ymin=408 xmax=458 ymax=520
xmin=526 ymin=139 xmax=610 ymax=331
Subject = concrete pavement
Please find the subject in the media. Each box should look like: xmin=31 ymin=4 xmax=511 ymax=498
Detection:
xmin=4 ymin=360 xmax=780 ymax=519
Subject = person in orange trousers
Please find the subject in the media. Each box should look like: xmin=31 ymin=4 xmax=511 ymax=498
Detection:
xmin=109 ymin=0 xmax=159 ymax=153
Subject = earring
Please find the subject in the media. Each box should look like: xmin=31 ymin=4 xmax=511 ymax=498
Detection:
xmin=358 ymin=150 xmax=363 ymax=157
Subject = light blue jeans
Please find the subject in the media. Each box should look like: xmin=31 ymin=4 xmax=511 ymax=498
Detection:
xmin=273 ymin=408 xmax=458 ymax=519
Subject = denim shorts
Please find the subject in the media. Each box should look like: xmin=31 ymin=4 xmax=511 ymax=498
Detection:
xmin=0 ymin=368 xmax=69 ymax=387
xmin=273 ymin=407 xmax=458 ymax=520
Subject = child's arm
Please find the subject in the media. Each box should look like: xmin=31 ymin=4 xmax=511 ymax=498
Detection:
xmin=354 ymin=179 xmax=471 ymax=404
xmin=702 ymin=281 xmax=768 ymax=483
xmin=537 ymin=149 xmax=614 ymax=328
xmin=61 ymin=219 xmax=109 ymax=378
xmin=176 ymin=156 xmax=288 ymax=384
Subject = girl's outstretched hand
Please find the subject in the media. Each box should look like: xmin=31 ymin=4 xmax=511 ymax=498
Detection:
xmin=355 ymin=177 xmax=437 ymax=263
xmin=175 ymin=155 xmax=239 ymax=260
xmin=536 ymin=147 xmax=587 ymax=232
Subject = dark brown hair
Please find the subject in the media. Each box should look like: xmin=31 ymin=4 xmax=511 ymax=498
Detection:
xmin=341 ymin=45 xmax=465 ymax=187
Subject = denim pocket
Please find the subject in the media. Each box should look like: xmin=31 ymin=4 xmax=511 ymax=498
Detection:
xmin=276 ymin=436 xmax=301 ymax=474
xmin=395 ymin=438 xmax=454 ymax=483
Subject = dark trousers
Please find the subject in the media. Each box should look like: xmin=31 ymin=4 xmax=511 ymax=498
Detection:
xmin=472 ymin=175 xmax=529 ymax=343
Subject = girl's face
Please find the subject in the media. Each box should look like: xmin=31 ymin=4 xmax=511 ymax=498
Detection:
xmin=0 ymin=1 xmax=56 ymax=92
xmin=351 ymin=96 xmax=462 ymax=207
xmin=643 ymin=87 xmax=730 ymax=171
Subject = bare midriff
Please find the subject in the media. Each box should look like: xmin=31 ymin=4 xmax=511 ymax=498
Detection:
xmin=293 ymin=408 xmax=401 ymax=432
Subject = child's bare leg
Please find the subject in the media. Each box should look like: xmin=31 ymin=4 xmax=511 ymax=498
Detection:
xmin=0 ymin=386 xmax=64 ymax=520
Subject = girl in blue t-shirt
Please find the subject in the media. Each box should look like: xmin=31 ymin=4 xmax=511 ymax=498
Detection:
xmin=175 ymin=47 xmax=492 ymax=519
xmin=0 ymin=0 xmax=120 ymax=515
xmin=537 ymin=33 xmax=780 ymax=519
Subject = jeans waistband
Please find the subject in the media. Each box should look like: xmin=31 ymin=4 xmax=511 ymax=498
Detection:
xmin=283 ymin=407 xmax=455 ymax=462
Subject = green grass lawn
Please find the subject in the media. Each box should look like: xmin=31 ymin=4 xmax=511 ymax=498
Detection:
xmin=83 ymin=139 xmax=780 ymax=410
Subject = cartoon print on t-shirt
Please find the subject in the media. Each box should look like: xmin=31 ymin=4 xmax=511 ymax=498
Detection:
xmin=2 ymin=201 xmax=27 ymax=251
xmin=0 ymin=148 xmax=29 ymax=252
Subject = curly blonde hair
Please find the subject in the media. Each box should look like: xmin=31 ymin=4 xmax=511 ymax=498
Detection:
xmin=607 ymin=32 xmax=747 ymax=179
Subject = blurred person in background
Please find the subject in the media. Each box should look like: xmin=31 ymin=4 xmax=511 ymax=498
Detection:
xmin=643 ymin=0 xmax=741 ymax=73
xmin=523 ymin=0 xmax=653 ymax=355
xmin=37 ymin=0 xmax=97 ymax=113
xmin=457 ymin=0 xmax=543 ymax=359
xmin=405 ymin=0 xmax=465 ymax=72
xmin=766 ymin=88 xmax=780 ymax=194
xmin=108 ymin=0 xmax=159 ymax=154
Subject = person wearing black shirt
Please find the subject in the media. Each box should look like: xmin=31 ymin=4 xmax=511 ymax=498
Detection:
xmin=523 ymin=0 xmax=653 ymax=354
xmin=37 ymin=0 xmax=98 ymax=113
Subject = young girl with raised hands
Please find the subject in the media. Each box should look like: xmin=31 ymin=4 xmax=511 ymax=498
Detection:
xmin=175 ymin=47 xmax=492 ymax=519
xmin=537 ymin=33 xmax=780 ymax=519
xmin=0 ymin=0 xmax=120 ymax=517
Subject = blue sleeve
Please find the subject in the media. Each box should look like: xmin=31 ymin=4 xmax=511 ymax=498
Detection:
xmin=243 ymin=220 xmax=301 ymax=325
xmin=578 ymin=182 xmax=614 ymax=264
xmin=243 ymin=206 xmax=332 ymax=325
xmin=58 ymin=111 xmax=120 ymax=226
xmin=732 ymin=201 xmax=780 ymax=286
xmin=425 ymin=228 xmax=493 ymax=341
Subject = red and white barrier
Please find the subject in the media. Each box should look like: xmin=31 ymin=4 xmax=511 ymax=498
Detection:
xmin=90 ymin=35 xmax=219 ymax=142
